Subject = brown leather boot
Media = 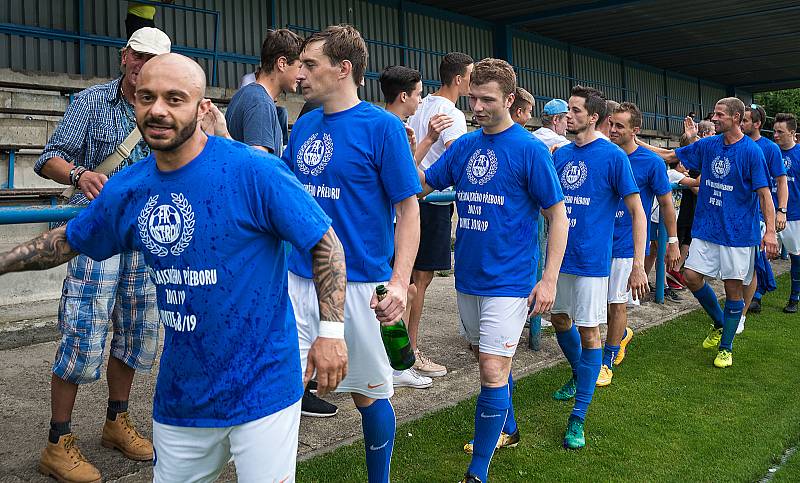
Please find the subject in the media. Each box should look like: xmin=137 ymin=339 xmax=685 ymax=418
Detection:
xmin=101 ymin=411 xmax=154 ymax=461
xmin=39 ymin=434 xmax=101 ymax=483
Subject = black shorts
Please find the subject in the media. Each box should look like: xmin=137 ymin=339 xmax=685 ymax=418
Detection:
xmin=414 ymin=202 xmax=453 ymax=271
xmin=677 ymin=224 xmax=692 ymax=246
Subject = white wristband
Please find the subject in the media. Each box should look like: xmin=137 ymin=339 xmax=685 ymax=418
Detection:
xmin=668 ymin=236 xmax=679 ymax=244
xmin=318 ymin=320 xmax=345 ymax=339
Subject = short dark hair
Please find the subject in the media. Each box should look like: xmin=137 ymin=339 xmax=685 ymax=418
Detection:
xmin=260 ymin=29 xmax=303 ymax=74
xmin=510 ymin=87 xmax=534 ymax=114
xmin=439 ymin=52 xmax=473 ymax=86
xmin=379 ymin=65 xmax=421 ymax=103
xmin=613 ymin=101 xmax=643 ymax=129
xmin=471 ymin=58 xmax=516 ymax=96
xmin=302 ymin=24 xmax=367 ymax=86
xmin=717 ymin=97 xmax=745 ymax=122
xmin=570 ymin=85 xmax=607 ymax=121
xmin=775 ymin=112 xmax=798 ymax=132
xmin=746 ymin=104 xmax=767 ymax=127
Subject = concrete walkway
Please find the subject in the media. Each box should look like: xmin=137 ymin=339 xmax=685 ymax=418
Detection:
xmin=0 ymin=261 xmax=788 ymax=482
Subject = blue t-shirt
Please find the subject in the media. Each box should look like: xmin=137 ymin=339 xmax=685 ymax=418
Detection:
xmin=281 ymin=101 xmax=422 ymax=282
xmin=66 ymin=136 xmax=331 ymax=427
xmin=612 ymin=147 xmax=671 ymax=259
xmin=781 ymin=144 xmax=800 ymax=221
xmin=225 ymin=83 xmax=284 ymax=155
xmin=554 ymin=137 xmax=639 ymax=277
xmin=676 ymin=134 xmax=770 ymax=247
xmin=424 ymin=124 xmax=563 ymax=297
xmin=755 ymin=136 xmax=788 ymax=209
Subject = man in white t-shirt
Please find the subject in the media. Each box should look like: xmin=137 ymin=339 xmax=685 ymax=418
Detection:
xmin=533 ymin=98 xmax=570 ymax=150
xmin=407 ymin=52 xmax=474 ymax=378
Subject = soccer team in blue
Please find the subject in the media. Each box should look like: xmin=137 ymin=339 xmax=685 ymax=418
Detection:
xmin=1 ymin=23 xmax=799 ymax=483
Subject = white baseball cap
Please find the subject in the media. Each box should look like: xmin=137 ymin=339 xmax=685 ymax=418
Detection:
xmin=126 ymin=27 xmax=171 ymax=55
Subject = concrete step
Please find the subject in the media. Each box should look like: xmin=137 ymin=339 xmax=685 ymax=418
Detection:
xmin=0 ymin=299 xmax=59 ymax=351
xmin=0 ymin=224 xmax=65 ymax=308
xmin=1 ymin=152 xmax=62 ymax=189
xmin=0 ymin=117 xmax=57 ymax=147
xmin=0 ymin=88 xmax=69 ymax=114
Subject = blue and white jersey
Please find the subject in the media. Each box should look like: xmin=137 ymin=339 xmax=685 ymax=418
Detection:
xmin=755 ymin=136 xmax=788 ymax=210
xmin=676 ymin=134 xmax=770 ymax=247
xmin=612 ymin=147 xmax=672 ymax=259
xmin=424 ymin=123 xmax=563 ymax=297
xmin=66 ymin=136 xmax=332 ymax=427
xmin=781 ymin=144 xmax=800 ymax=221
xmin=554 ymin=137 xmax=639 ymax=277
xmin=281 ymin=101 xmax=422 ymax=282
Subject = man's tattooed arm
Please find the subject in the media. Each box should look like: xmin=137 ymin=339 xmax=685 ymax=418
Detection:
xmin=311 ymin=227 xmax=347 ymax=322
xmin=0 ymin=227 xmax=78 ymax=275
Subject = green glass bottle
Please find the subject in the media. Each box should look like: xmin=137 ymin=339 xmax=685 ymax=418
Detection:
xmin=375 ymin=285 xmax=416 ymax=370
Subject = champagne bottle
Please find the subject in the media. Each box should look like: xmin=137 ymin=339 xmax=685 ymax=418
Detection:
xmin=375 ymin=285 xmax=416 ymax=370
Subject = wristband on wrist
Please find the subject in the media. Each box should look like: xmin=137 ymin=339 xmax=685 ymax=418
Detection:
xmin=668 ymin=236 xmax=679 ymax=244
xmin=71 ymin=166 xmax=87 ymax=188
xmin=318 ymin=320 xmax=345 ymax=339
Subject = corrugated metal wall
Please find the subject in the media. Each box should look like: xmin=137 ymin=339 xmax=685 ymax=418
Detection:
xmin=666 ymin=73 xmax=701 ymax=133
xmin=512 ymin=36 xmax=570 ymax=116
xmin=572 ymin=49 xmax=627 ymax=102
xmin=700 ymin=82 xmax=726 ymax=114
xmin=1 ymin=0 xmax=79 ymax=75
xmin=625 ymin=62 xmax=665 ymax=131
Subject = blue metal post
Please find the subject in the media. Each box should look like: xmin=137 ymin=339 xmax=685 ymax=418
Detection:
xmin=655 ymin=214 xmax=668 ymax=303
xmin=6 ymin=150 xmax=15 ymax=189
xmin=77 ymin=0 xmax=85 ymax=76
xmin=0 ymin=206 xmax=86 ymax=225
xmin=212 ymin=13 xmax=220 ymax=87
xmin=529 ymin=213 xmax=545 ymax=350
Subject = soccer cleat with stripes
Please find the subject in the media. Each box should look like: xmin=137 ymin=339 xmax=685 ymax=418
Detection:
xmin=614 ymin=327 xmax=634 ymax=366
xmin=714 ymin=349 xmax=732 ymax=368
xmin=552 ymin=377 xmax=577 ymax=401
xmin=595 ymin=364 xmax=613 ymax=387
xmin=463 ymin=429 xmax=520 ymax=454
xmin=563 ymin=416 xmax=586 ymax=450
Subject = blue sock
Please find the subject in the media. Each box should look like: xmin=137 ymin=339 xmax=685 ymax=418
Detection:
xmin=571 ymin=347 xmax=602 ymax=421
xmin=791 ymin=254 xmax=800 ymax=301
xmin=719 ymin=299 xmax=745 ymax=351
xmin=556 ymin=323 xmax=582 ymax=378
xmin=502 ymin=372 xmax=517 ymax=434
xmin=357 ymin=399 xmax=396 ymax=483
xmin=691 ymin=282 xmax=724 ymax=328
xmin=602 ymin=344 xmax=620 ymax=369
xmin=753 ymin=291 xmax=763 ymax=302
xmin=468 ymin=385 xmax=509 ymax=482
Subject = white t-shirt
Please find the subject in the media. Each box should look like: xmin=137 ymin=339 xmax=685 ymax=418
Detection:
xmin=533 ymin=127 xmax=570 ymax=149
xmin=651 ymin=169 xmax=686 ymax=223
xmin=408 ymin=95 xmax=468 ymax=170
xmin=595 ymin=130 xmax=610 ymax=141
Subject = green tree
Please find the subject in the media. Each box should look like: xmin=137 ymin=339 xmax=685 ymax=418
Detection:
xmin=754 ymin=89 xmax=800 ymax=118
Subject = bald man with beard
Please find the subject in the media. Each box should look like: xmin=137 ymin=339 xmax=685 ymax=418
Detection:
xmin=0 ymin=54 xmax=348 ymax=482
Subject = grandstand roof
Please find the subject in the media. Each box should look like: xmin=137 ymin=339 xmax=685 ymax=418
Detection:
xmin=415 ymin=0 xmax=800 ymax=92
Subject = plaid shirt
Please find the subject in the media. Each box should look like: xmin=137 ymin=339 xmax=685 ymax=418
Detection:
xmin=35 ymin=76 xmax=150 ymax=207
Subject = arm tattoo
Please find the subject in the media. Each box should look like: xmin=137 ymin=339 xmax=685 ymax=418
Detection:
xmin=0 ymin=226 xmax=78 ymax=275
xmin=311 ymin=227 xmax=347 ymax=322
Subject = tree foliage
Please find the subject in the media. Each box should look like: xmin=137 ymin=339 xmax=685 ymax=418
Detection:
xmin=754 ymin=89 xmax=800 ymax=118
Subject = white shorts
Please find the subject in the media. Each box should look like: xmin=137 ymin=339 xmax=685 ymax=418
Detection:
xmin=552 ymin=274 xmax=608 ymax=327
xmin=153 ymin=400 xmax=300 ymax=483
xmin=289 ymin=272 xmax=393 ymax=399
xmin=778 ymin=220 xmax=800 ymax=255
xmin=607 ymin=258 xmax=633 ymax=304
xmin=684 ymin=239 xmax=755 ymax=285
xmin=456 ymin=292 xmax=528 ymax=357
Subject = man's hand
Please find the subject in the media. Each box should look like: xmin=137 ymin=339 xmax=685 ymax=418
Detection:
xmin=369 ymin=281 xmax=408 ymax=325
xmin=777 ymin=211 xmax=787 ymax=232
xmin=627 ymin=262 xmax=649 ymax=300
xmin=77 ymin=171 xmax=108 ymax=200
xmin=763 ymin=230 xmax=779 ymax=259
xmin=665 ymin=241 xmax=681 ymax=271
xmin=200 ymin=101 xmax=231 ymax=139
xmin=684 ymin=116 xmax=698 ymax=138
xmin=304 ymin=336 xmax=347 ymax=396
xmin=405 ymin=125 xmax=417 ymax=154
xmin=528 ymin=276 xmax=556 ymax=317
xmin=425 ymin=114 xmax=454 ymax=143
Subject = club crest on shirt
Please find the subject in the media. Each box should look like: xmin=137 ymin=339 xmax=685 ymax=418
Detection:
xmin=711 ymin=156 xmax=731 ymax=179
xmin=784 ymin=156 xmax=792 ymax=171
xmin=560 ymin=160 xmax=588 ymax=190
xmin=466 ymin=149 xmax=498 ymax=185
xmin=137 ymin=193 xmax=195 ymax=257
xmin=297 ymin=133 xmax=333 ymax=176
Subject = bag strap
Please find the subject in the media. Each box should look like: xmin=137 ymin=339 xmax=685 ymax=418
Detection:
xmin=61 ymin=127 xmax=142 ymax=199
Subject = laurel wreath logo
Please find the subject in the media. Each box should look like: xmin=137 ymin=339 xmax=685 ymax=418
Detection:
xmin=466 ymin=149 xmax=498 ymax=185
xmin=138 ymin=195 xmax=168 ymax=257
xmin=560 ymin=160 xmax=588 ymax=190
xmin=711 ymin=156 xmax=731 ymax=179
xmin=784 ymin=156 xmax=792 ymax=171
xmin=170 ymin=192 xmax=195 ymax=256
xmin=296 ymin=133 xmax=334 ymax=176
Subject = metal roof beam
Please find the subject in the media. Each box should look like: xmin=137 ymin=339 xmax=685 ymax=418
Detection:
xmin=506 ymin=0 xmax=659 ymax=26
xmin=625 ymin=31 xmax=799 ymax=59
xmin=569 ymin=4 xmax=800 ymax=43
xmin=734 ymin=77 xmax=800 ymax=89
xmin=659 ymin=48 xmax=800 ymax=70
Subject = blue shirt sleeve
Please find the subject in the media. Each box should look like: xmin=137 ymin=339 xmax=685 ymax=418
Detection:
xmin=613 ymin=149 xmax=640 ymax=198
xmin=65 ymin=180 xmax=128 ymax=260
xmin=748 ymin=145 xmax=770 ymax=192
xmin=765 ymin=142 xmax=786 ymax=178
xmin=651 ymin=158 xmax=672 ymax=197
xmin=423 ymin=138 xmax=457 ymax=191
xmin=675 ymin=139 xmax=704 ymax=171
xmin=526 ymin=142 xmax=563 ymax=209
xmin=248 ymin=153 xmax=332 ymax=251
xmin=378 ymin=121 xmax=423 ymax=204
